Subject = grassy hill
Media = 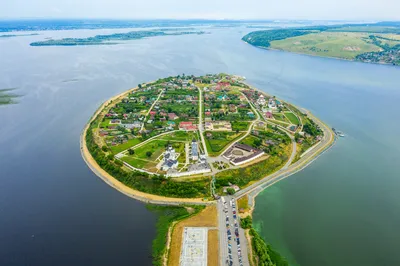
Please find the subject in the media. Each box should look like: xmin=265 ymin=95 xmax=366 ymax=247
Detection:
xmin=242 ymin=22 xmax=400 ymax=65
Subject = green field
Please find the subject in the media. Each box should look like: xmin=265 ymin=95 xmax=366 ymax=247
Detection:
xmin=110 ymin=138 xmax=142 ymax=154
xmin=121 ymin=156 xmax=157 ymax=170
xmin=158 ymin=131 xmax=195 ymax=141
xmin=205 ymin=131 xmax=243 ymax=156
xmin=270 ymin=32 xmax=381 ymax=59
xmin=240 ymin=135 xmax=261 ymax=148
xmin=284 ymin=112 xmax=300 ymax=125
xmin=272 ymin=113 xmax=289 ymax=123
xmin=231 ymin=121 xmax=250 ymax=131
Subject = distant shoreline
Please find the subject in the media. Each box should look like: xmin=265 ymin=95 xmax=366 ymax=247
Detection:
xmin=242 ymin=40 xmax=399 ymax=67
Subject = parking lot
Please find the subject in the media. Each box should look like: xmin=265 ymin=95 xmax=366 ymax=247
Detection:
xmin=218 ymin=196 xmax=249 ymax=266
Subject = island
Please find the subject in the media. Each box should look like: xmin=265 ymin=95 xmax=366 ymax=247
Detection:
xmin=30 ymin=29 xmax=206 ymax=46
xmin=242 ymin=21 xmax=400 ymax=66
xmin=0 ymin=88 xmax=21 ymax=105
xmin=81 ymin=73 xmax=335 ymax=266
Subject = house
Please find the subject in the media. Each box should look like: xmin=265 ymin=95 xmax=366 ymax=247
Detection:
xmin=205 ymin=111 xmax=211 ymax=116
xmin=179 ymin=121 xmax=197 ymax=131
xmin=247 ymin=112 xmax=255 ymax=118
xmin=206 ymin=132 xmax=213 ymax=138
xmin=149 ymin=111 xmax=156 ymax=116
xmin=191 ymin=140 xmax=199 ymax=161
xmin=132 ymin=121 xmax=142 ymax=128
xmin=167 ymin=121 xmax=176 ymax=126
xmin=110 ymin=119 xmax=121 ymax=124
xmin=217 ymin=94 xmax=229 ymax=101
xmin=265 ymin=111 xmax=273 ymax=119
xmin=147 ymin=119 xmax=153 ymax=124
xmin=168 ymin=113 xmax=179 ymax=120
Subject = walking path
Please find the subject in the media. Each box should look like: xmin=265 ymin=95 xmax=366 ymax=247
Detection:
xmin=140 ymin=89 xmax=164 ymax=132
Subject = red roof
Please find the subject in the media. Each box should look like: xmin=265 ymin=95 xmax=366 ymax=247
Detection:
xmin=205 ymin=111 xmax=211 ymax=116
xmin=179 ymin=121 xmax=193 ymax=126
xmin=149 ymin=111 xmax=156 ymax=115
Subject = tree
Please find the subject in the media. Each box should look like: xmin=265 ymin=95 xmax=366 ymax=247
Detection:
xmin=101 ymin=146 xmax=108 ymax=152
xmin=226 ymin=188 xmax=236 ymax=195
xmin=253 ymin=138 xmax=262 ymax=147
xmin=128 ymin=149 xmax=135 ymax=155
xmin=146 ymin=151 xmax=153 ymax=158
xmin=138 ymin=84 xmax=142 ymax=89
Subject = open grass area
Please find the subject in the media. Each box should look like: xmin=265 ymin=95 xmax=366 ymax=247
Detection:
xmin=270 ymin=31 xmax=382 ymax=59
xmin=284 ymin=112 xmax=300 ymax=125
xmin=133 ymin=139 xmax=170 ymax=160
xmin=237 ymin=195 xmax=250 ymax=213
xmin=272 ymin=113 xmax=289 ymax=122
xmin=231 ymin=121 xmax=250 ymax=131
xmin=240 ymin=135 xmax=261 ymax=148
xmin=168 ymin=205 xmax=218 ymax=266
xmin=159 ymin=131 xmax=195 ymax=141
xmin=268 ymin=119 xmax=290 ymax=128
xmin=110 ymin=138 xmax=141 ymax=154
xmin=204 ymin=131 xmax=244 ymax=156
xmin=121 ymin=156 xmax=158 ymax=170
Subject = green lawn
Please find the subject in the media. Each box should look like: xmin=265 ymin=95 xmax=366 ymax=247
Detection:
xmin=121 ymin=156 xmax=156 ymax=169
xmin=272 ymin=113 xmax=289 ymax=123
xmin=284 ymin=112 xmax=300 ymax=125
xmin=205 ymin=131 xmax=243 ymax=156
xmin=270 ymin=31 xmax=382 ymax=59
xmin=133 ymin=139 xmax=170 ymax=160
xmin=110 ymin=138 xmax=142 ymax=154
xmin=231 ymin=121 xmax=250 ymax=131
xmin=159 ymin=131 xmax=195 ymax=142
xmin=240 ymin=135 xmax=261 ymax=148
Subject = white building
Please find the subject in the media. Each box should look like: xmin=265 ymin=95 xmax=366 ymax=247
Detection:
xmin=162 ymin=146 xmax=178 ymax=171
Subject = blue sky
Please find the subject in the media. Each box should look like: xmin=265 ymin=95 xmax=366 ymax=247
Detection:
xmin=1 ymin=0 xmax=399 ymax=20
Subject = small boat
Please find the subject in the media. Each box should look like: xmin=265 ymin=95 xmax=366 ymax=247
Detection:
xmin=336 ymin=131 xmax=345 ymax=137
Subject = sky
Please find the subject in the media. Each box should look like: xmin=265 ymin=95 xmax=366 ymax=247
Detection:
xmin=1 ymin=0 xmax=400 ymax=20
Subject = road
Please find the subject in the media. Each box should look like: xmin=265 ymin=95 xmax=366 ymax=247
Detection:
xmin=218 ymin=196 xmax=249 ymax=266
xmin=140 ymin=88 xmax=164 ymax=132
xmin=197 ymin=86 xmax=209 ymax=156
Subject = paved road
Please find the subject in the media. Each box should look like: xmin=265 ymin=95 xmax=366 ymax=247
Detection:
xmin=197 ymin=86 xmax=209 ymax=156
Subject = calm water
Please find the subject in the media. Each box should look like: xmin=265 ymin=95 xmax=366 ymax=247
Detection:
xmin=1 ymin=26 xmax=400 ymax=265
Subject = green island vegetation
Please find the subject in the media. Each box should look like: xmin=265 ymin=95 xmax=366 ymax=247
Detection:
xmin=85 ymin=73 xmax=323 ymax=197
xmin=30 ymin=29 xmax=206 ymax=46
xmin=242 ymin=21 xmax=400 ymax=65
xmin=146 ymin=204 xmax=204 ymax=266
xmin=0 ymin=33 xmax=39 ymax=38
xmin=0 ymin=88 xmax=21 ymax=105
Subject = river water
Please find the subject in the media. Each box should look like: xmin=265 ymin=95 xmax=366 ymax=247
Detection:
xmin=0 ymin=26 xmax=399 ymax=266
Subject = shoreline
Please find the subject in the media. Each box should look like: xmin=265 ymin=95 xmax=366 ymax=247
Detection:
xmin=242 ymin=40 xmax=399 ymax=68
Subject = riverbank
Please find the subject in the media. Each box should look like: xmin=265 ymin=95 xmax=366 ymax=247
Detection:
xmin=243 ymin=40 xmax=400 ymax=67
